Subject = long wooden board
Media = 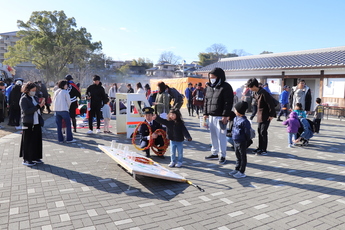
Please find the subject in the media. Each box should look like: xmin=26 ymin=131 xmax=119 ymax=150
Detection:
xmin=98 ymin=145 xmax=187 ymax=183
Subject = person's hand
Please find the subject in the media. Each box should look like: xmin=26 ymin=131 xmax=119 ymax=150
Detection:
xmin=187 ymin=138 xmax=192 ymax=141
xmin=152 ymin=133 xmax=158 ymax=139
xmin=39 ymin=98 xmax=45 ymax=107
xmin=152 ymin=102 xmax=157 ymax=105
xmin=306 ymin=111 xmax=310 ymax=115
xmin=268 ymin=117 xmax=274 ymax=121
xmin=221 ymin=116 xmax=228 ymax=124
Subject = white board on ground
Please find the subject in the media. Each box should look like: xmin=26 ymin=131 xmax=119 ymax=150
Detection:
xmin=98 ymin=145 xmax=186 ymax=183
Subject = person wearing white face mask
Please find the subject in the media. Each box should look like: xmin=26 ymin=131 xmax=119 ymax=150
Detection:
xmin=19 ymin=82 xmax=46 ymax=166
xmin=203 ymin=67 xmax=234 ymax=165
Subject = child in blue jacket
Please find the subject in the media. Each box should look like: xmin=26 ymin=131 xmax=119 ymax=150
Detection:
xmin=229 ymin=101 xmax=251 ymax=179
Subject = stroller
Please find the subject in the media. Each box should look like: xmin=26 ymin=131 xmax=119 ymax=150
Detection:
xmin=296 ymin=118 xmax=314 ymax=146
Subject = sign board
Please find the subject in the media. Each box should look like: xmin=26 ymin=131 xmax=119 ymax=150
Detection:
xmin=98 ymin=145 xmax=186 ymax=183
xmin=115 ymin=93 xmax=150 ymax=138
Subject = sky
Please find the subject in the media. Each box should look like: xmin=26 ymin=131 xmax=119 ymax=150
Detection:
xmin=1 ymin=0 xmax=345 ymax=64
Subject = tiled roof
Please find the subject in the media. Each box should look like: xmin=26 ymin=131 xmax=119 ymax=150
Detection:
xmin=196 ymin=46 xmax=345 ymax=72
xmin=0 ymin=31 xmax=18 ymax=36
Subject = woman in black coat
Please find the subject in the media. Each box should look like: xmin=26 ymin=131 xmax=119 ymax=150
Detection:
xmin=19 ymin=82 xmax=45 ymax=166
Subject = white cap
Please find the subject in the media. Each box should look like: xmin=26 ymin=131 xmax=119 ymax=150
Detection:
xmin=15 ymin=80 xmax=23 ymax=86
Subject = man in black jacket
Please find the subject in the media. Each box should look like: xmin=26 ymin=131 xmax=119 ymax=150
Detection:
xmin=86 ymin=75 xmax=107 ymax=134
xmin=204 ymin=67 xmax=234 ymax=164
xmin=65 ymin=74 xmax=81 ymax=132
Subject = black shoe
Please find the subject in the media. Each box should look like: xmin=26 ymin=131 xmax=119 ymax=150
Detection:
xmin=219 ymin=157 xmax=226 ymax=164
xmin=205 ymin=154 xmax=218 ymax=160
xmin=252 ymin=148 xmax=261 ymax=154
xmin=73 ymin=129 xmax=77 ymax=133
xmin=277 ymin=118 xmax=283 ymax=121
xmin=34 ymin=159 xmax=44 ymax=164
xmin=255 ymin=150 xmax=267 ymax=156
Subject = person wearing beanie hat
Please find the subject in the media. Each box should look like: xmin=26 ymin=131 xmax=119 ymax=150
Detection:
xmin=229 ymin=101 xmax=252 ymax=178
xmin=277 ymin=85 xmax=290 ymax=121
xmin=85 ymin=75 xmax=107 ymax=134
xmin=204 ymin=67 xmax=234 ymax=164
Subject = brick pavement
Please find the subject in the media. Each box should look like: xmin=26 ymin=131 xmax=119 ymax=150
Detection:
xmin=0 ymin=109 xmax=344 ymax=230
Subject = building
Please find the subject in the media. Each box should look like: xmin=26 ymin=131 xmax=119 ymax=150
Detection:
xmin=195 ymin=46 xmax=345 ymax=108
xmin=0 ymin=31 xmax=20 ymax=64
xmin=175 ymin=63 xmax=203 ymax=77
xmin=146 ymin=62 xmax=177 ymax=78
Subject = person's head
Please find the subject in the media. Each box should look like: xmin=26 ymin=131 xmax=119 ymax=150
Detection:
xmin=295 ymin=103 xmax=303 ymax=110
xmin=289 ymin=111 xmax=298 ymax=119
xmin=22 ymin=82 xmax=37 ymax=96
xmin=316 ymin=97 xmax=321 ymax=104
xmin=283 ymin=85 xmax=290 ymax=91
xmin=136 ymin=82 xmax=142 ymax=89
xmin=112 ymin=83 xmax=117 ymax=88
xmin=142 ymin=107 xmax=154 ymax=122
xmin=197 ymin=82 xmax=202 ymax=87
xmin=168 ymin=109 xmax=182 ymax=122
xmin=93 ymin=75 xmax=101 ymax=85
xmin=65 ymin=74 xmax=73 ymax=81
xmin=0 ymin=81 xmax=5 ymax=90
xmin=127 ymin=83 xmax=132 ymax=89
xmin=104 ymin=97 xmax=110 ymax=104
xmin=58 ymin=80 xmax=68 ymax=89
xmin=297 ymin=79 xmax=306 ymax=89
xmin=208 ymin=67 xmax=225 ymax=84
xmin=15 ymin=80 xmax=23 ymax=86
xmin=188 ymin=83 xmax=193 ymax=88
xmin=234 ymin=101 xmax=248 ymax=116
xmin=144 ymin=83 xmax=150 ymax=90
xmin=157 ymin=81 xmax=166 ymax=93
xmin=246 ymin=78 xmax=260 ymax=92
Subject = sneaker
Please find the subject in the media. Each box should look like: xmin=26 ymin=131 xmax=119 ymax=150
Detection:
xmin=205 ymin=154 xmax=218 ymax=160
xmin=253 ymin=148 xmax=261 ymax=154
xmin=87 ymin=130 xmax=93 ymax=134
xmin=66 ymin=139 xmax=77 ymax=143
xmin=277 ymin=118 xmax=283 ymax=121
xmin=288 ymin=144 xmax=292 ymax=148
xmin=228 ymin=170 xmax=239 ymax=176
xmin=96 ymin=129 xmax=101 ymax=134
xmin=34 ymin=159 xmax=44 ymax=164
xmin=219 ymin=157 xmax=226 ymax=164
xmin=22 ymin=161 xmax=36 ymax=166
xmin=233 ymin=171 xmax=246 ymax=178
xmin=168 ymin=162 xmax=176 ymax=167
xmin=255 ymin=150 xmax=267 ymax=156
xmin=175 ymin=162 xmax=183 ymax=168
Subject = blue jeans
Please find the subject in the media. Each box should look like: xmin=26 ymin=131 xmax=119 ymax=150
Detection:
xmin=170 ymin=140 xmax=183 ymax=164
xmin=55 ymin=111 xmax=73 ymax=142
xmin=288 ymin=133 xmax=297 ymax=145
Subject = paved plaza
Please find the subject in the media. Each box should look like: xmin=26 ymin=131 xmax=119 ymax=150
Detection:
xmin=0 ymin=109 xmax=344 ymax=230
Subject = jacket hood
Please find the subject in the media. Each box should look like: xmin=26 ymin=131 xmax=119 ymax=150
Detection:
xmin=289 ymin=111 xmax=298 ymax=119
xmin=208 ymin=67 xmax=226 ymax=85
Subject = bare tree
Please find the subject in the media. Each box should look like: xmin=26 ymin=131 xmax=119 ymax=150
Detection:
xmin=206 ymin=43 xmax=228 ymax=59
xmin=158 ymin=51 xmax=181 ymax=65
xmin=232 ymin=49 xmax=251 ymax=57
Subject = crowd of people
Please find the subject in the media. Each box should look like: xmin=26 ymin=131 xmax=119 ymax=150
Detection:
xmin=0 ymin=67 xmax=325 ymax=177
